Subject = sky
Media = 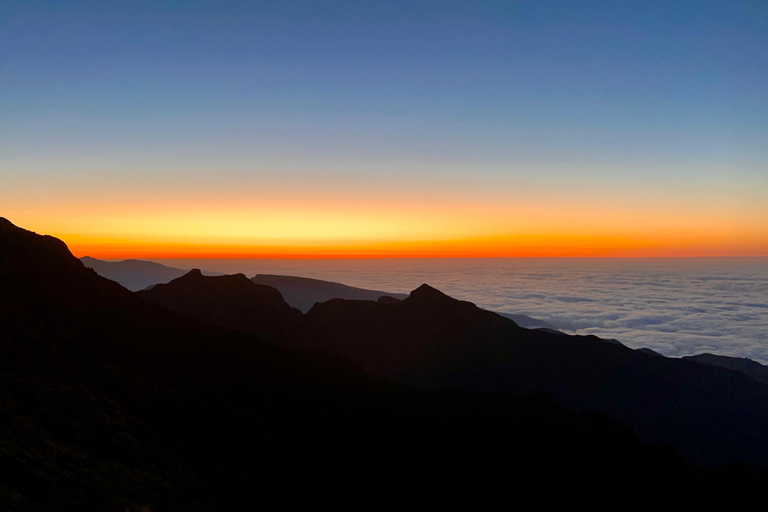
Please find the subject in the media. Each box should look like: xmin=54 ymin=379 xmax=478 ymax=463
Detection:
xmin=2 ymin=0 xmax=767 ymax=258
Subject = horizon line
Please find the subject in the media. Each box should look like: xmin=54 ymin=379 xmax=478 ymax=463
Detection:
xmin=83 ymin=254 xmax=768 ymax=261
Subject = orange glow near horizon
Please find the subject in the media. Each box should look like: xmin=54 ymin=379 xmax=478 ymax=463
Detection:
xmin=6 ymin=194 xmax=768 ymax=259
xmin=54 ymin=230 xmax=768 ymax=260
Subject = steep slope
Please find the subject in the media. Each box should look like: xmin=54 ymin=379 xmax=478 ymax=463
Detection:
xmin=137 ymin=270 xmax=303 ymax=343
xmin=251 ymin=274 xmax=408 ymax=312
xmin=2 ymin=217 xmax=732 ymax=509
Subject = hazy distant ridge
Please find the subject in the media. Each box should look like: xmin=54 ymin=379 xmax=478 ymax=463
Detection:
xmin=80 ymin=256 xmax=223 ymax=291
xmin=251 ymin=274 xmax=408 ymax=313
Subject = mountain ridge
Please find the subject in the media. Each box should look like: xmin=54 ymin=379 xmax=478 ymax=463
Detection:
xmin=5 ymin=216 xmax=737 ymax=508
xmin=136 ymin=268 xmax=303 ymax=343
xmin=82 ymin=256 xmax=557 ymax=328
xmin=125 ymin=251 xmax=768 ymax=470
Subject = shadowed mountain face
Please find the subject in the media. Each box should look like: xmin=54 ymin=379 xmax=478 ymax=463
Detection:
xmin=80 ymin=256 xmax=223 ymax=291
xmin=137 ymin=270 xmax=303 ymax=343
xmin=251 ymin=273 xmax=408 ymax=312
xmin=5 ymin=216 xmax=741 ymax=509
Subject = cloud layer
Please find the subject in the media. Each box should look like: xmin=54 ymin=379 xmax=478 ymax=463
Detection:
xmin=157 ymin=257 xmax=768 ymax=363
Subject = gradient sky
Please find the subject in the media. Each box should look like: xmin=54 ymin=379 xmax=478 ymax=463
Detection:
xmin=2 ymin=0 xmax=767 ymax=257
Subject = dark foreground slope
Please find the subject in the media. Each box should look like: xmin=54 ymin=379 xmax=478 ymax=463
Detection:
xmin=3 ymin=217 xmax=748 ymax=509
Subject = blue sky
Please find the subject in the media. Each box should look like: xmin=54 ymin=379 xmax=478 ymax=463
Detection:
xmin=1 ymin=0 xmax=767 ymax=256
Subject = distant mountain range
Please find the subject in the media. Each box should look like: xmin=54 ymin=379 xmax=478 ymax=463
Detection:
xmin=138 ymin=267 xmax=768 ymax=471
xmin=2 ymin=218 xmax=767 ymax=507
xmin=85 ymin=256 xmax=768 ymax=390
xmin=82 ymin=256 xmax=555 ymax=328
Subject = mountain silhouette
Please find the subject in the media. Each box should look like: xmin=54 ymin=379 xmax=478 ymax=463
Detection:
xmin=299 ymin=282 xmax=768 ymax=469
xmin=6 ymin=216 xmax=748 ymax=508
xmin=80 ymin=256 xmax=223 ymax=291
xmin=81 ymin=257 xmax=555 ymax=328
xmin=136 ymin=269 xmax=303 ymax=342
xmin=120 ymin=253 xmax=768 ymax=470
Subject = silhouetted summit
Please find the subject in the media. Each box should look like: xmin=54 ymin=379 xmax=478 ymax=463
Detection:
xmin=405 ymin=283 xmax=454 ymax=302
xmin=137 ymin=269 xmax=302 ymax=342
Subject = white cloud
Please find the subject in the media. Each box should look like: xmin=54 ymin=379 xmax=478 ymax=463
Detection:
xmin=176 ymin=257 xmax=768 ymax=363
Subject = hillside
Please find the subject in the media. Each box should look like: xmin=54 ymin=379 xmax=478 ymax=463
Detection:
xmin=2 ymin=216 xmax=738 ymax=509
xmin=133 ymin=266 xmax=768 ymax=470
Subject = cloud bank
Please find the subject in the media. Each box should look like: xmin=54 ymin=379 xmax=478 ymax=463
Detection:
xmin=155 ymin=257 xmax=768 ymax=363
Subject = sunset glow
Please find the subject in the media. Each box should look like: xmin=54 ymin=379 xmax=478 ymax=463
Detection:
xmin=2 ymin=0 xmax=766 ymax=259
xmin=7 ymin=193 xmax=767 ymax=258
xmin=4 ymin=2 xmax=768 ymax=507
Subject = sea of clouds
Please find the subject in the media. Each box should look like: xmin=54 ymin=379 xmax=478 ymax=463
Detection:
xmin=156 ymin=257 xmax=768 ymax=363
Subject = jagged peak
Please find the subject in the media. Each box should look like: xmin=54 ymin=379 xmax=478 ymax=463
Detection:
xmin=407 ymin=283 xmax=453 ymax=302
